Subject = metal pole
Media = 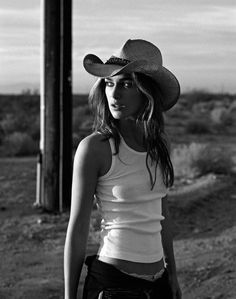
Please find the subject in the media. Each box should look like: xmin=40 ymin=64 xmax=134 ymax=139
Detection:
xmin=35 ymin=0 xmax=45 ymax=208
xmin=40 ymin=0 xmax=45 ymax=163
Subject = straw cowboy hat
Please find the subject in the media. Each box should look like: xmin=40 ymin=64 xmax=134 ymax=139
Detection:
xmin=83 ymin=39 xmax=180 ymax=111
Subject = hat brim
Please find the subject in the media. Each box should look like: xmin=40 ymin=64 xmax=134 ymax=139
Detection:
xmin=83 ymin=54 xmax=180 ymax=111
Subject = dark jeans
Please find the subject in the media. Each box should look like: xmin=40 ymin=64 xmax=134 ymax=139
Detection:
xmin=82 ymin=255 xmax=173 ymax=299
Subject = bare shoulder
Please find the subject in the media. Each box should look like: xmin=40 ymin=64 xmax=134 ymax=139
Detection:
xmin=75 ymin=132 xmax=109 ymax=156
xmin=74 ymin=133 xmax=111 ymax=176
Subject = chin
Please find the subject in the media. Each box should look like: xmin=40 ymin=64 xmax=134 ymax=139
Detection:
xmin=110 ymin=112 xmax=124 ymax=119
xmin=112 ymin=116 xmax=123 ymax=120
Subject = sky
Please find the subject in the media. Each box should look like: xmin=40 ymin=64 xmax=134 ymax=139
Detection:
xmin=0 ymin=0 xmax=236 ymax=94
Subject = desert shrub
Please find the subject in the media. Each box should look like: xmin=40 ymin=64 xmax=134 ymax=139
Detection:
xmin=172 ymin=143 xmax=206 ymax=178
xmin=211 ymin=107 xmax=235 ymax=134
xmin=73 ymin=105 xmax=92 ymax=132
xmin=219 ymin=111 xmax=234 ymax=127
xmin=0 ymin=124 xmax=5 ymax=145
xmin=28 ymin=115 xmax=40 ymax=141
xmin=210 ymin=107 xmax=226 ymax=124
xmin=0 ymin=112 xmax=37 ymax=137
xmin=191 ymin=145 xmax=233 ymax=176
xmin=183 ymin=90 xmax=213 ymax=109
xmin=3 ymin=132 xmax=38 ymax=156
xmin=165 ymin=106 xmax=191 ymax=121
xmin=172 ymin=142 xmax=233 ymax=179
xmin=185 ymin=119 xmax=211 ymax=134
xmin=0 ymin=114 xmax=16 ymax=134
xmin=211 ymin=107 xmax=234 ymax=126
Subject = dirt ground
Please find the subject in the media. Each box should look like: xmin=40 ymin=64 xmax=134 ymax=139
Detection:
xmin=0 ymin=157 xmax=236 ymax=299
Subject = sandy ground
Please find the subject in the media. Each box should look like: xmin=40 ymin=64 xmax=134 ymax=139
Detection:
xmin=0 ymin=157 xmax=236 ymax=299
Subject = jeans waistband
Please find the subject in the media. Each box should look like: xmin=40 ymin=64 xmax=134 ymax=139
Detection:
xmin=85 ymin=255 xmax=168 ymax=288
xmin=83 ymin=255 xmax=173 ymax=299
xmin=119 ymin=268 xmax=165 ymax=282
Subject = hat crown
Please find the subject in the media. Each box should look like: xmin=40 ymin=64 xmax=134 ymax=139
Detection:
xmin=112 ymin=39 xmax=163 ymax=67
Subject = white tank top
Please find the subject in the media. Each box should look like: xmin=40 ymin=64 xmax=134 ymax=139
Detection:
xmin=95 ymin=136 xmax=168 ymax=263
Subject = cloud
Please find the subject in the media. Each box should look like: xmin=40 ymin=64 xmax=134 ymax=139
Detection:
xmin=0 ymin=7 xmax=40 ymax=51
xmin=1 ymin=0 xmax=236 ymax=93
xmin=0 ymin=7 xmax=40 ymax=28
xmin=177 ymin=6 xmax=236 ymax=32
xmin=0 ymin=0 xmax=39 ymax=10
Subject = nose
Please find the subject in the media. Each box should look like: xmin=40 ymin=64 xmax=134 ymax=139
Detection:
xmin=110 ymin=84 xmax=121 ymax=100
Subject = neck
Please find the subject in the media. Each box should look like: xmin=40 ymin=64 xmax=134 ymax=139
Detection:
xmin=118 ymin=119 xmax=146 ymax=150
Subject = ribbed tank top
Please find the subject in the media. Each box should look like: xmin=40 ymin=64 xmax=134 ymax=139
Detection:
xmin=95 ymin=136 xmax=168 ymax=263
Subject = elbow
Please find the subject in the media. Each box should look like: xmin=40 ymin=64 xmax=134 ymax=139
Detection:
xmin=65 ymin=223 xmax=89 ymax=256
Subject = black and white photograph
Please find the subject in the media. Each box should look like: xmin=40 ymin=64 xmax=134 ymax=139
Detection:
xmin=0 ymin=0 xmax=235 ymax=298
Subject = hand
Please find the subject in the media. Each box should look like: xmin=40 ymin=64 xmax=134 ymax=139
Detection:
xmin=168 ymin=273 xmax=182 ymax=299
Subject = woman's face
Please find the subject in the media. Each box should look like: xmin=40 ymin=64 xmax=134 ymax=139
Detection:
xmin=104 ymin=73 xmax=145 ymax=120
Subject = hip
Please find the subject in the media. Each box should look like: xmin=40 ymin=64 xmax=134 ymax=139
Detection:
xmin=82 ymin=255 xmax=173 ymax=299
xmin=97 ymin=255 xmax=165 ymax=276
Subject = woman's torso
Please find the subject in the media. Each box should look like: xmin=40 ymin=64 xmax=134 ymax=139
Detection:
xmin=94 ymin=132 xmax=167 ymax=275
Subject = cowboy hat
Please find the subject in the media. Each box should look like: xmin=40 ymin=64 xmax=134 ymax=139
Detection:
xmin=83 ymin=39 xmax=180 ymax=111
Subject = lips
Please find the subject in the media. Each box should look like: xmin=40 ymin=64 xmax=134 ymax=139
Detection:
xmin=111 ymin=104 xmax=126 ymax=110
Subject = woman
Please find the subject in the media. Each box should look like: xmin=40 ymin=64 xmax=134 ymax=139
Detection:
xmin=64 ymin=39 xmax=181 ymax=299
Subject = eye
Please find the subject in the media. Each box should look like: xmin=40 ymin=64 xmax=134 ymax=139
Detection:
xmin=123 ymin=81 xmax=133 ymax=88
xmin=105 ymin=80 xmax=114 ymax=87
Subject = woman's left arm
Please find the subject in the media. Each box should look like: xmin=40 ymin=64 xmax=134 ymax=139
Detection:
xmin=161 ymin=195 xmax=182 ymax=299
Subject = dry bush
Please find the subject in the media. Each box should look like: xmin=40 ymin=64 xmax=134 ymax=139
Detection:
xmin=28 ymin=115 xmax=40 ymax=141
xmin=210 ymin=107 xmax=235 ymax=134
xmin=2 ymin=132 xmax=38 ymax=156
xmin=172 ymin=143 xmax=205 ymax=178
xmin=185 ymin=119 xmax=212 ymax=134
xmin=183 ymin=90 xmax=213 ymax=109
xmin=0 ymin=112 xmax=40 ymax=142
xmin=0 ymin=114 xmax=17 ymax=135
xmin=172 ymin=142 xmax=233 ymax=179
xmin=0 ymin=125 xmax=4 ymax=145
xmin=211 ymin=107 xmax=227 ymax=124
xmin=191 ymin=145 xmax=233 ymax=176
xmin=73 ymin=105 xmax=92 ymax=133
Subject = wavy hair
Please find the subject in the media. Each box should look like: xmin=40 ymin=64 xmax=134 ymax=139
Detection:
xmin=88 ymin=73 xmax=174 ymax=189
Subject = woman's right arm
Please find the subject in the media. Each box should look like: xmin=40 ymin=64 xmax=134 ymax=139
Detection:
xmin=64 ymin=135 xmax=101 ymax=299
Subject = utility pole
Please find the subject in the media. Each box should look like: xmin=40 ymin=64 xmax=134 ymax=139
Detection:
xmin=59 ymin=0 xmax=72 ymax=211
xmin=39 ymin=0 xmax=72 ymax=212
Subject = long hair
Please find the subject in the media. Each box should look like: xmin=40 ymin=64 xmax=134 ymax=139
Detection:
xmin=88 ymin=73 xmax=174 ymax=189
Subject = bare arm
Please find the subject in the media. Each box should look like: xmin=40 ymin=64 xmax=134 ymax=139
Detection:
xmin=64 ymin=135 xmax=101 ymax=299
xmin=161 ymin=195 xmax=182 ymax=299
